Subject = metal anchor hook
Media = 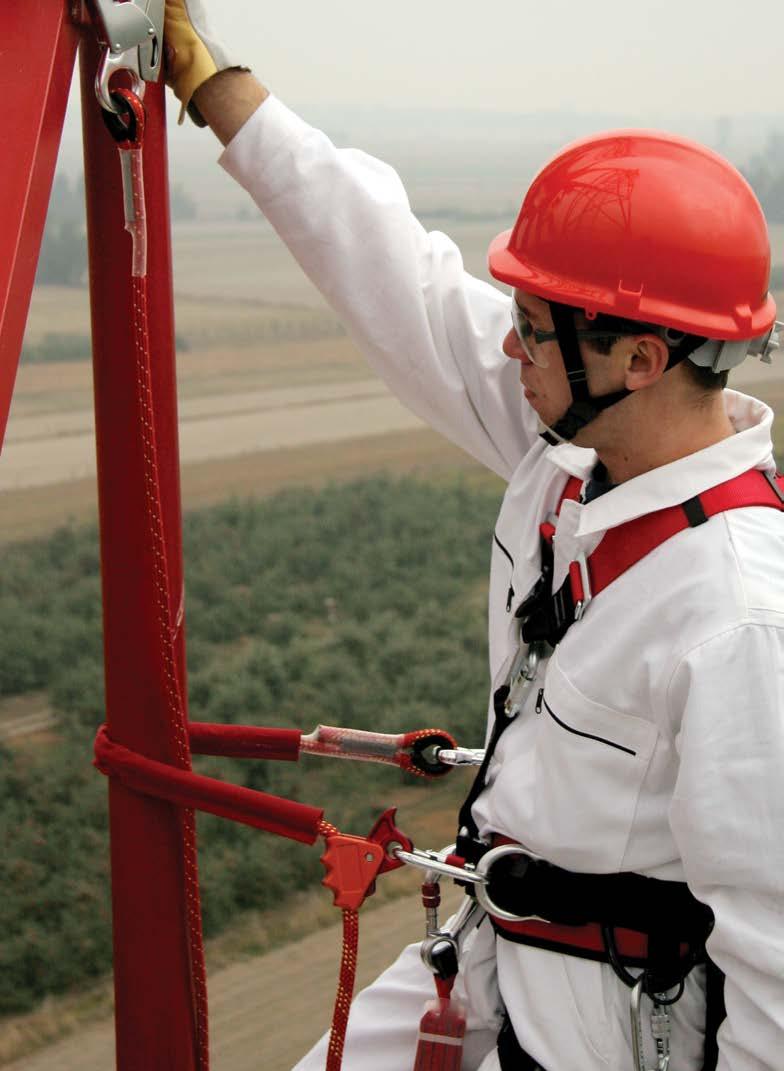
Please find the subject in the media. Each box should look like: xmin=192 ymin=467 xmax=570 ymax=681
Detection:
xmin=88 ymin=0 xmax=164 ymax=112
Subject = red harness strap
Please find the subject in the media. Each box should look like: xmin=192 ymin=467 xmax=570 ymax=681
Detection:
xmin=493 ymin=917 xmax=656 ymax=959
xmin=554 ymin=468 xmax=784 ymax=613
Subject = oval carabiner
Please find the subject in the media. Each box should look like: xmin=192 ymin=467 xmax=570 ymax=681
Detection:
xmin=473 ymin=843 xmax=552 ymax=924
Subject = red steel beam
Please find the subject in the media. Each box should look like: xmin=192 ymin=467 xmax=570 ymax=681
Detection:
xmin=0 ymin=2 xmax=79 ymax=450
xmin=80 ymin=36 xmax=203 ymax=1071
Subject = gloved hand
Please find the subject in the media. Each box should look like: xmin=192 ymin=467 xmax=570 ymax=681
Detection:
xmin=163 ymin=0 xmax=248 ymax=125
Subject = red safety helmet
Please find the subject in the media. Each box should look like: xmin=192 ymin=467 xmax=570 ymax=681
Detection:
xmin=488 ymin=130 xmax=776 ymax=341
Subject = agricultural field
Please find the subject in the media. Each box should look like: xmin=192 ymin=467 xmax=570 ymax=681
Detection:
xmin=5 ymin=215 xmax=510 ymax=539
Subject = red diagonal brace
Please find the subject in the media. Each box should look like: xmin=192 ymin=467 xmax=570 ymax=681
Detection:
xmin=0 ymin=2 xmax=79 ymax=450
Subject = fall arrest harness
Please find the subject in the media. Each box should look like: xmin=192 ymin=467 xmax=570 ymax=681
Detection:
xmin=450 ymin=464 xmax=784 ymax=1071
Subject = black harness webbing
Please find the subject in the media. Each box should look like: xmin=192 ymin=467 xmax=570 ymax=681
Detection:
xmin=456 ymin=683 xmax=510 ymax=851
xmin=497 ymin=1015 xmax=544 ymax=1070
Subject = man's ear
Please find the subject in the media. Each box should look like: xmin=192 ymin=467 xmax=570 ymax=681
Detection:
xmin=624 ymin=334 xmax=670 ymax=391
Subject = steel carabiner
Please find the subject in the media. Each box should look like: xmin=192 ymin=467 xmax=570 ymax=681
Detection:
xmin=630 ymin=978 xmax=671 ymax=1071
xmin=88 ymin=0 xmax=164 ymax=112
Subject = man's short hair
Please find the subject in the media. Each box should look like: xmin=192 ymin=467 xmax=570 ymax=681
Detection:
xmin=585 ymin=312 xmax=729 ymax=392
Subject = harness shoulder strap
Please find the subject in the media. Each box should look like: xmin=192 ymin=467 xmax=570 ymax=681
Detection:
xmin=559 ymin=474 xmax=584 ymax=508
xmin=587 ymin=468 xmax=784 ymax=601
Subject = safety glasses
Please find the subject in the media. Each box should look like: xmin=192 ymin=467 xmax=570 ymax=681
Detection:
xmin=510 ymin=303 xmax=629 ymax=368
xmin=510 ymin=304 xmax=557 ymax=367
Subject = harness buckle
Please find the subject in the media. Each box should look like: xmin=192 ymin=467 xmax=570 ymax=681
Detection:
xmin=569 ymin=551 xmax=592 ymax=622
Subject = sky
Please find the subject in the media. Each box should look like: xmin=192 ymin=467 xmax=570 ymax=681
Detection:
xmin=197 ymin=0 xmax=782 ymax=118
xmin=56 ymin=0 xmax=784 ymax=202
xmin=62 ymin=1 xmax=784 ymax=133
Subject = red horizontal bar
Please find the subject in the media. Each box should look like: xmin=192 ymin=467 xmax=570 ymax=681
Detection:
xmin=189 ymin=722 xmax=302 ymax=762
xmin=95 ymin=725 xmax=323 ymax=845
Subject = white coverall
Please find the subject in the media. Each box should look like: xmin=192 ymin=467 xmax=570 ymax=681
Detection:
xmin=220 ymin=97 xmax=784 ymax=1071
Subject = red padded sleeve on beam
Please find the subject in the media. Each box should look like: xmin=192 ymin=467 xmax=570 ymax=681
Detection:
xmin=189 ymin=723 xmax=302 ymax=762
xmin=95 ymin=726 xmax=323 ymax=844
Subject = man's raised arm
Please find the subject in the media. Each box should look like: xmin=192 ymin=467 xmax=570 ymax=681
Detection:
xmin=192 ymin=71 xmax=268 ymax=147
xmin=162 ymin=1 xmax=538 ymax=480
xmin=164 ymin=0 xmax=267 ymax=139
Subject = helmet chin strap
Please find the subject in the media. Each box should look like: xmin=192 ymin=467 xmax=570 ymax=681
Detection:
xmin=540 ymin=302 xmax=629 ymax=445
xmin=540 ymin=302 xmax=705 ymax=445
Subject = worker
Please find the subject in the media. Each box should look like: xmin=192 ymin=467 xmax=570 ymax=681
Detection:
xmin=163 ymin=5 xmax=784 ymax=1069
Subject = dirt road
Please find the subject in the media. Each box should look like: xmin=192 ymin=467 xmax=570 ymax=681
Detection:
xmin=0 ymin=379 xmax=423 ymax=493
xmin=5 ymin=347 xmax=779 ymax=496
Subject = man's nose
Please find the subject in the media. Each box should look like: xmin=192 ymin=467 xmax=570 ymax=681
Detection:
xmin=502 ymin=326 xmax=529 ymax=363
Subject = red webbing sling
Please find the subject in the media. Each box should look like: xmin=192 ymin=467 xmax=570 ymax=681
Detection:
xmin=188 ymin=722 xmax=303 ymax=762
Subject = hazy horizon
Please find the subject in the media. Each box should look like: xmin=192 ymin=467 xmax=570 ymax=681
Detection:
xmin=56 ymin=0 xmax=783 ymax=174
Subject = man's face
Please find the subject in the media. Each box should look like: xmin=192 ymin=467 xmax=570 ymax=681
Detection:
xmin=502 ymin=290 xmax=573 ymax=430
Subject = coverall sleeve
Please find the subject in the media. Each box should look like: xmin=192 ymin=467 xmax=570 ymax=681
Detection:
xmin=219 ymin=96 xmax=538 ymax=481
xmin=667 ymin=622 xmax=784 ymax=1070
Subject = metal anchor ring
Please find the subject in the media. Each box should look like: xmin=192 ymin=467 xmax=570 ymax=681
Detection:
xmin=473 ymin=843 xmax=552 ymax=924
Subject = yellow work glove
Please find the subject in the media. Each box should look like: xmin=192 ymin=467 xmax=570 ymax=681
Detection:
xmin=164 ymin=0 xmax=248 ymax=125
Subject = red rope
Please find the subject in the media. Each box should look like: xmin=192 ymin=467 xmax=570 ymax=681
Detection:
xmin=327 ymin=908 xmax=360 ymax=1071
xmin=108 ymin=87 xmax=209 ymax=1065
xmin=132 ymin=269 xmax=209 ymax=1069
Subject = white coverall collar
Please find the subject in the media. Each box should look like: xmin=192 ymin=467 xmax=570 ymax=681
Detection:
xmin=544 ymin=389 xmax=777 ymax=538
